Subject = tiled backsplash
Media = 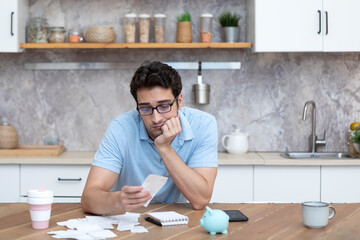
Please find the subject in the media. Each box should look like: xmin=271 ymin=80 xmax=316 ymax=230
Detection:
xmin=0 ymin=0 xmax=359 ymax=152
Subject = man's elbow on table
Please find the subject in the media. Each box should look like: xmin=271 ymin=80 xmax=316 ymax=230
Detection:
xmin=80 ymin=191 xmax=93 ymax=214
xmin=190 ymin=196 xmax=212 ymax=210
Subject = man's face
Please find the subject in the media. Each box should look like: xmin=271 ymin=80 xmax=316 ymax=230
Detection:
xmin=137 ymin=87 xmax=183 ymax=140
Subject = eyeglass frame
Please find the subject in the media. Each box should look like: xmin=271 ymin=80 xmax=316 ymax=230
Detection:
xmin=136 ymin=96 xmax=179 ymax=116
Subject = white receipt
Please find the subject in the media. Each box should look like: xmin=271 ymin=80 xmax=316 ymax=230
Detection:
xmin=141 ymin=174 xmax=168 ymax=207
xmin=49 ymin=212 xmax=147 ymax=239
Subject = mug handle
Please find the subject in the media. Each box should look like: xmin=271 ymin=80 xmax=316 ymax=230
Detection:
xmin=328 ymin=206 xmax=336 ymax=219
xmin=222 ymin=135 xmax=230 ymax=151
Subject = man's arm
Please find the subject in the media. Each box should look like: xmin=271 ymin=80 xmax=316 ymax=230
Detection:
xmin=154 ymin=117 xmax=217 ymax=210
xmin=81 ymin=166 xmax=151 ymax=215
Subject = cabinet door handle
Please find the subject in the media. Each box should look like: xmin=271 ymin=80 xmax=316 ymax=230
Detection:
xmin=58 ymin=177 xmax=82 ymax=182
xmin=325 ymin=11 xmax=329 ymax=35
xmin=317 ymin=10 xmax=321 ymax=34
xmin=10 ymin=12 xmax=14 ymax=36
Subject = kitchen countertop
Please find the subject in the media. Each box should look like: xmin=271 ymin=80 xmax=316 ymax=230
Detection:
xmin=0 ymin=151 xmax=359 ymax=165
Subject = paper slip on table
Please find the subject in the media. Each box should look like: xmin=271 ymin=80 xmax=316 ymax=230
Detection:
xmin=1 ymin=202 xmax=360 ymax=239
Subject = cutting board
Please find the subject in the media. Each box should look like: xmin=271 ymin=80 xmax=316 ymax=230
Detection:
xmin=0 ymin=145 xmax=64 ymax=156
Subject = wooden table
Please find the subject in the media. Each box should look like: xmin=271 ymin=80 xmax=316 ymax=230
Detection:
xmin=1 ymin=203 xmax=360 ymax=239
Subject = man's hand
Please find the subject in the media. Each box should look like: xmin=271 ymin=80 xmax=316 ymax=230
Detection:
xmin=119 ymin=186 xmax=151 ymax=211
xmin=154 ymin=117 xmax=181 ymax=149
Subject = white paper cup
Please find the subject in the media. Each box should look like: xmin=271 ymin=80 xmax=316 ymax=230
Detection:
xmin=27 ymin=189 xmax=53 ymax=229
xmin=302 ymin=201 xmax=336 ymax=229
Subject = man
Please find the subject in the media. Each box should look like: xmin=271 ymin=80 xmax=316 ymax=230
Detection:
xmin=82 ymin=61 xmax=218 ymax=215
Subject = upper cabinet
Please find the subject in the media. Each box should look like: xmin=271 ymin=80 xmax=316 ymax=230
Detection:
xmin=0 ymin=0 xmax=28 ymax=52
xmin=247 ymin=0 xmax=360 ymax=52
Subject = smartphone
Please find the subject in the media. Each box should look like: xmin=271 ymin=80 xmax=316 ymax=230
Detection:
xmin=224 ymin=210 xmax=249 ymax=222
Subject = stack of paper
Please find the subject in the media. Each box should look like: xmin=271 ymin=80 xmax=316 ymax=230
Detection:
xmin=48 ymin=212 xmax=148 ymax=239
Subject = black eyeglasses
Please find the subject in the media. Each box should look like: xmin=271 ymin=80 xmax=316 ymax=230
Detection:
xmin=137 ymin=96 xmax=178 ymax=116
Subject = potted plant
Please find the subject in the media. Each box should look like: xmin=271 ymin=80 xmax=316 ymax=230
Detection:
xmin=350 ymin=126 xmax=360 ymax=154
xmin=176 ymin=12 xmax=192 ymax=43
xmin=218 ymin=11 xmax=241 ymax=43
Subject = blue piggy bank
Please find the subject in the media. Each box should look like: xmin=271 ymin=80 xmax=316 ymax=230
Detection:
xmin=200 ymin=206 xmax=229 ymax=235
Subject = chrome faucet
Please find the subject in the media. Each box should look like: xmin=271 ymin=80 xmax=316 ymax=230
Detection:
xmin=302 ymin=101 xmax=326 ymax=153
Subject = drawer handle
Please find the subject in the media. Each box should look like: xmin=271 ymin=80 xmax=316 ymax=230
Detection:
xmin=10 ymin=12 xmax=14 ymax=36
xmin=317 ymin=10 xmax=321 ymax=34
xmin=58 ymin=178 xmax=82 ymax=182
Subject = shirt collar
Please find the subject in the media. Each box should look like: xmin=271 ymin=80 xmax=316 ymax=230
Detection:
xmin=138 ymin=108 xmax=194 ymax=143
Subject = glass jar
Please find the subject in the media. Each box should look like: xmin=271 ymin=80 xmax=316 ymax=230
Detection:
xmin=68 ymin=29 xmax=84 ymax=43
xmin=200 ymin=13 xmax=213 ymax=43
xmin=48 ymin=27 xmax=66 ymax=43
xmin=26 ymin=16 xmax=49 ymax=43
xmin=139 ymin=14 xmax=151 ymax=43
xmin=124 ymin=13 xmax=137 ymax=43
xmin=154 ymin=14 xmax=166 ymax=43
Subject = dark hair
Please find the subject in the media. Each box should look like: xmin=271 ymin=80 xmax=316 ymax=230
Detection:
xmin=130 ymin=61 xmax=182 ymax=102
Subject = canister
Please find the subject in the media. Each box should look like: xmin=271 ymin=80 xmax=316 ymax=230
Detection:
xmin=48 ymin=27 xmax=66 ymax=43
xmin=124 ymin=13 xmax=137 ymax=43
xmin=154 ymin=14 xmax=166 ymax=43
xmin=68 ymin=29 xmax=84 ymax=43
xmin=192 ymin=83 xmax=210 ymax=104
xmin=199 ymin=13 xmax=213 ymax=43
xmin=26 ymin=16 xmax=49 ymax=43
xmin=139 ymin=14 xmax=151 ymax=43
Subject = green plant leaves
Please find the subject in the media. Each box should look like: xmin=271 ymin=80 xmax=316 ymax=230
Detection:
xmin=218 ymin=11 xmax=240 ymax=27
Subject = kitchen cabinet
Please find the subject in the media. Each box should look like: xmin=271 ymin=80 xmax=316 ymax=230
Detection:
xmin=321 ymin=166 xmax=360 ymax=203
xmin=20 ymin=165 xmax=90 ymax=203
xmin=0 ymin=0 xmax=28 ymax=52
xmin=254 ymin=166 xmax=320 ymax=202
xmin=0 ymin=165 xmax=20 ymax=202
xmin=211 ymin=166 xmax=253 ymax=203
xmin=247 ymin=0 xmax=360 ymax=52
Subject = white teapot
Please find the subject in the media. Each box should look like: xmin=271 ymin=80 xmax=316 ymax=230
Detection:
xmin=222 ymin=129 xmax=249 ymax=154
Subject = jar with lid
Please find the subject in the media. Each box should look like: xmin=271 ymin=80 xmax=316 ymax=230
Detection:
xmin=26 ymin=16 xmax=49 ymax=43
xmin=154 ymin=14 xmax=166 ymax=43
xmin=48 ymin=27 xmax=66 ymax=43
xmin=68 ymin=29 xmax=84 ymax=43
xmin=124 ymin=13 xmax=137 ymax=43
xmin=139 ymin=14 xmax=151 ymax=43
xmin=199 ymin=13 xmax=213 ymax=43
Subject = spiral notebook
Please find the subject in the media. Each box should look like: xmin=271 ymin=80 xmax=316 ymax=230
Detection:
xmin=144 ymin=211 xmax=189 ymax=226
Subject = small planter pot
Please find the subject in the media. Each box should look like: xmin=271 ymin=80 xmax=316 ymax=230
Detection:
xmin=0 ymin=125 xmax=18 ymax=149
xmin=223 ymin=26 xmax=239 ymax=43
xmin=354 ymin=143 xmax=360 ymax=154
xmin=176 ymin=21 xmax=192 ymax=43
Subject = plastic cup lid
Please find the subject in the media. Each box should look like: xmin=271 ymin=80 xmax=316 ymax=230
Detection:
xmin=125 ymin=13 xmax=137 ymax=18
xmin=154 ymin=13 xmax=166 ymax=18
xmin=139 ymin=13 xmax=151 ymax=18
xmin=28 ymin=189 xmax=53 ymax=198
xmin=200 ymin=13 xmax=213 ymax=18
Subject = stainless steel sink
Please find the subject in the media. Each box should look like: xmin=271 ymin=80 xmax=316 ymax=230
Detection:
xmin=281 ymin=152 xmax=358 ymax=159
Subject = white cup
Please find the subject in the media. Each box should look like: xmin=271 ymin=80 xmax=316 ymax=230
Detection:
xmin=302 ymin=201 xmax=336 ymax=229
xmin=27 ymin=189 xmax=54 ymax=229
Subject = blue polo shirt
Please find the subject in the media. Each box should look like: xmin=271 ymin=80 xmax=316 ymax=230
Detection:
xmin=92 ymin=107 xmax=218 ymax=203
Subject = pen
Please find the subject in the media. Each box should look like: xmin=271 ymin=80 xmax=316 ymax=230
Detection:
xmin=145 ymin=217 xmax=162 ymax=226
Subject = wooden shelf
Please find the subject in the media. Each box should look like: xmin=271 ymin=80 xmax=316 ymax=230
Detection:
xmin=20 ymin=42 xmax=251 ymax=49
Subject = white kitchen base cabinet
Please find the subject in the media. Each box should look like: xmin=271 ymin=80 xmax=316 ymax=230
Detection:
xmin=211 ymin=166 xmax=253 ymax=203
xmin=321 ymin=166 xmax=360 ymax=203
xmin=254 ymin=166 xmax=321 ymax=203
xmin=0 ymin=0 xmax=28 ymax=52
xmin=0 ymin=165 xmax=20 ymax=202
xmin=20 ymin=165 xmax=90 ymax=203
